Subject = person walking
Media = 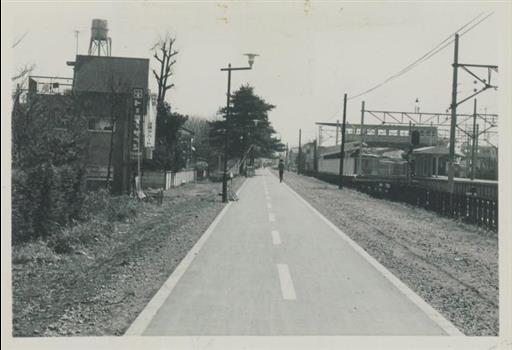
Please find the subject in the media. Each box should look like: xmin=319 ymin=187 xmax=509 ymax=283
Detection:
xmin=278 ymin=159 xmax=285 ymax=183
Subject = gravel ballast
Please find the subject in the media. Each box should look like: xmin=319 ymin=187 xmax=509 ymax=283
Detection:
xmin=278 ymin=170 xmax=498 ymax=336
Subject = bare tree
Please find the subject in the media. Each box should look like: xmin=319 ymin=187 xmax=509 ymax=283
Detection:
xmin=11 ymin=64 xmax=35 ymax=83
xmin=152 ymin=34 xmax=178 ymax=105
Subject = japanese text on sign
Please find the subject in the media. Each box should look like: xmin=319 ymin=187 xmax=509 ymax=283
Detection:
xmin=131 ymin=88 xmax=144 ymax=159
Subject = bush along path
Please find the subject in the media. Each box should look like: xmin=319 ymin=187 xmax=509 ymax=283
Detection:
xmin=12 ymin=177 xmax=245 ymax=336
xmin=278 ymin=170 xmax=498 ymax=336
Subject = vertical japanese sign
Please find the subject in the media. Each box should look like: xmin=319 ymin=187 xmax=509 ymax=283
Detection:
xmin=131 ymin=88 xmax=144 ymax=160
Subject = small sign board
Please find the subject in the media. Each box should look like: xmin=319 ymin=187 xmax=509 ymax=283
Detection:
xmin=131 ymin=88 xmax=144 ymax=160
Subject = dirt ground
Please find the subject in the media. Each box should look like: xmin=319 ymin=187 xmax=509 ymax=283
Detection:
xmin=279 ymin=171 xmax=498 ymax=336
xmin=11 ymin=177 xmax=244 ymax=337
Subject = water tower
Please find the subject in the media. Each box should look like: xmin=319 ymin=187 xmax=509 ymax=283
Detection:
xmin=88 ymin=19 xmax=112 ymax=56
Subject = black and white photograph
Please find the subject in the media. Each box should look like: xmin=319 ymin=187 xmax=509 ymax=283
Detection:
xmin=1 ymin=1 xmax=511 ymax=349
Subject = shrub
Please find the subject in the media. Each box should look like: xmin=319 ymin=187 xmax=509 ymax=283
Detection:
xmin=47 ymin=230 xmax=77 ymax=254
xmin=11 ymin=163 xmax=87 ymax=244
xmin=11 ymin=94 xmax=88 ymax=244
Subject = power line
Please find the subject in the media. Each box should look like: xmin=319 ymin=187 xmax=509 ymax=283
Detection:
xmin=346 ymin=12 xmax=493 ymax=102
xmin=389 ymin=11 xmax=495 ymax=84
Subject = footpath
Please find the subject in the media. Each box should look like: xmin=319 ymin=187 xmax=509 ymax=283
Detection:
xmin=127 ymin=169 xmax=461 ymax=336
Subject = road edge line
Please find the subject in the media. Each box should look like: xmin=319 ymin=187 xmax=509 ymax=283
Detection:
xmin=124 ymin=178 xmax=249 ymax=336
xmin=271 ymin=170 xmax=464 ymax=336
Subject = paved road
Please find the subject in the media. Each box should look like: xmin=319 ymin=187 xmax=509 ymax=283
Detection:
xmin=133 ymin=169 xmax=460 ymax=336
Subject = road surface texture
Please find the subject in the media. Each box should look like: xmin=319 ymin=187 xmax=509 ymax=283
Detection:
xmin=277 ymin=170 xmax=498 ymax=336
xmin=128 ymin=169 xmax=461 ymax=336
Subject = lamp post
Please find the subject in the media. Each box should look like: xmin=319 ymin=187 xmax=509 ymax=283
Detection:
xmin=220 ymin=53 xmax=259 ymax=203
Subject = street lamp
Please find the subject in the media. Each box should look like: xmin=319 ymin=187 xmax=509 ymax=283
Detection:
xmin=244 ymin=53 xmax=259 ymax=68
xmin=220 ymin=53 xmax=259 ymax=203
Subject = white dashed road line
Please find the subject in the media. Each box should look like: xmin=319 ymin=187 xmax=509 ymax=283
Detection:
xmin=268 ymin=213 xmax=276 ymax=222
xmin=277 ymin=264 xmax=296 ymax=300
xmin=271 ymin=230 xmax=281 ymax=245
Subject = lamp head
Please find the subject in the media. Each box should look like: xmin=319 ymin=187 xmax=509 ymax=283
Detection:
xmin=244 ymin=53 xmax=259 ymax=68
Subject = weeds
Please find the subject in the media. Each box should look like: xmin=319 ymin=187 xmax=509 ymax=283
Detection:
xmin=12 ymin=240 xmax=60 ymax=265
xmin=13 ymin=189 xmax=147 ymax=257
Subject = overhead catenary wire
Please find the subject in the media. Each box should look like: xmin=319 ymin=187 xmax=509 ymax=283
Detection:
xmin=346 ymin=12 xmax=494 ymax=102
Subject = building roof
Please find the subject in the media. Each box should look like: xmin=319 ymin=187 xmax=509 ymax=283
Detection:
xmin=412 ymin=145 xmax=463 ymax=157
xmin=72 ymin=55 xmax=149 ymax=94
xmin=320 ymin=141 xmax=365 ymax=156
xmin=365 ymin=147 xmax=405 ymax=159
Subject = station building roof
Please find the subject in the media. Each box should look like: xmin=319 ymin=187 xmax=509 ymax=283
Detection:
xmin=412 ymin=145 xmax=463 ymax=157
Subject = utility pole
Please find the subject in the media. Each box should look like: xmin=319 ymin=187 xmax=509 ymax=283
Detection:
xmin=471 ymin=99 xmax=478 ymax=180
xmin=335 ymin=119 xmax=340 ymax=145
xmin=313 ymin=139 xmax=318 ymax=172
xmin=448 ymin=33 xmax=459 ymax=211
xmin=358 ymin=101 xmax=365 ymax=176
xmin=338 ymin=93 xmax=347 ymax=189
xmin=298 ymin=129 xmax=302 ymax=174
xmin=222 ymin=64 xmax=232 ymax=203
xmin=430 ymin=121 xmax=434 ymax=146
xmin=408 ymin=120 xmax=413 ymax=184
xmin=285 ymin=142 xmax=289 ymax=165
xmin=74 ymin=30 xmax=80 ymax=55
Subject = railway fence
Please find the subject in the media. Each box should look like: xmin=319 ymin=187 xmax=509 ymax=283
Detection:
xmin=303 ymin=171 xmax=498 ymax=232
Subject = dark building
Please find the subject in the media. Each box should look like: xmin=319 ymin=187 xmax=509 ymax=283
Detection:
xmin=69 ymin=55 xmax=150 ymax=193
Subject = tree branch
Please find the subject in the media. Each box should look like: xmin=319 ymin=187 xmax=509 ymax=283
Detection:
xmin=153 ymin=53 xmax=163 ymax=64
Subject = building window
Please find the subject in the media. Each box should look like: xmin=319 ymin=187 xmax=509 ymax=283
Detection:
xmin=88 ymin=118 xmax=98 ymax=130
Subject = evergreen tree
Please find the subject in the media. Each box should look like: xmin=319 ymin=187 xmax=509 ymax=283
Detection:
xmin=209 ymin=85 xmax=284 ymax=162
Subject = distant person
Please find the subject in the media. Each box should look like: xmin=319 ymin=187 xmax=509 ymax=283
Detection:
xmin=278 ymin=159 xmax=285 ymax=183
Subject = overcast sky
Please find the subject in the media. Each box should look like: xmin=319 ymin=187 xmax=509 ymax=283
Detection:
xmin=4 ymin=1 xmax=508 ymax=146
